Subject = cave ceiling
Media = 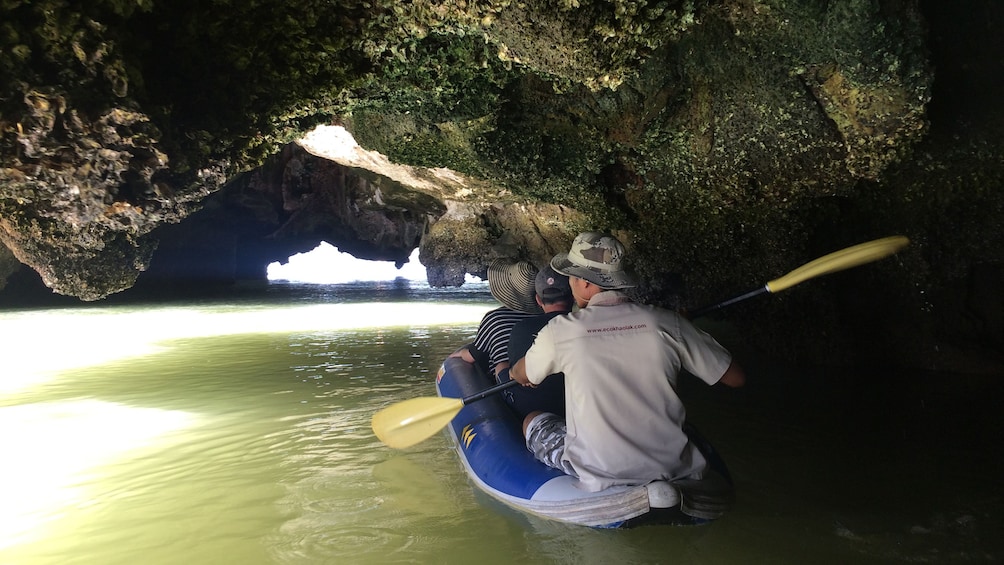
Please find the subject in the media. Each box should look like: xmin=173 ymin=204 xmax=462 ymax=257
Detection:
xmin=0 ymin=0 xmax=1001 ymax=371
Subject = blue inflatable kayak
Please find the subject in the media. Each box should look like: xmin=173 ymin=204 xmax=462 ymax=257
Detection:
xmin=435 ymin=356 xmax=736 ymax=528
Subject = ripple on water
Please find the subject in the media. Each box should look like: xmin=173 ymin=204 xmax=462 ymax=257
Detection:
xmin=267 ymin=457 xmax=467 ymax=564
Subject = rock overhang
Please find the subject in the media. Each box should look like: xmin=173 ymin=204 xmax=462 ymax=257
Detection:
xmin=0 ymin=1 xmax=1001 ymax=371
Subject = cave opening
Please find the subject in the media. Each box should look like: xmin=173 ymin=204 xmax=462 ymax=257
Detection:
xmin=266 ymin=242 xmax=428 ymax=284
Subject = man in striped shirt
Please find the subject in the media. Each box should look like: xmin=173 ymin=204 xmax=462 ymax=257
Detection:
xmin=449 ymin=259 xmax=542 ymax=381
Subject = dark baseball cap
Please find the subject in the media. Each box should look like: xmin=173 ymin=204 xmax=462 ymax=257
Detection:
xmin=535 ymin=264 xmax=572 ymax=299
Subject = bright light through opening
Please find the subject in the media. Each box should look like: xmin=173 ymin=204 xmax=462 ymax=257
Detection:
xmin=282 ymin=125 xmax=484 ymax=286
xmin=267 ymin=243 xmax=427 ymax=284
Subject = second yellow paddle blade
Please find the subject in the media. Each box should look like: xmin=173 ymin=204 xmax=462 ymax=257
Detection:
xmin=766 ymin=236 xmax=909 ymax=293
xmin=371 ymin=396 xmax=464 ymax=449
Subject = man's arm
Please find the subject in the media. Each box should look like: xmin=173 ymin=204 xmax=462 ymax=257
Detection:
xmin=717 ymin=360 xmax=746 ymax=388
xmin=447 ymin=347 xmax=476 ymax=363
xmin=509 ymin=357 xmax=535 ymax=387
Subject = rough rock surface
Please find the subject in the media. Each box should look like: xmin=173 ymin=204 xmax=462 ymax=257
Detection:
xmin=139 ymin=139 xmax=581 ymax=292
xmin=1 ymin=1 xmax=1002 ymax=372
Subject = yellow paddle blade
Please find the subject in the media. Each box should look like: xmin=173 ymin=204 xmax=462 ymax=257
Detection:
xmin=371 ymin=396 xmax=465 ymax=449
xmin=766 ymin=236 xmax=910 ymax=293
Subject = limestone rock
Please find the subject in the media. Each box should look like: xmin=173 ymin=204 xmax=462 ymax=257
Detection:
xmin=0 ymin=1 xmax=1001 ymax=371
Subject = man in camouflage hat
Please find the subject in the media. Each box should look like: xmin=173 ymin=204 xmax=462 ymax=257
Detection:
xmin=511 ymin=232 xmax=745 ymax=492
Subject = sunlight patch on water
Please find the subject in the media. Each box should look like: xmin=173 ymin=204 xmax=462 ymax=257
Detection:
xmin=1 ymin=302 xmax=489 ymax=396
xmin=0 ymin=400 xmax=194 ymax=551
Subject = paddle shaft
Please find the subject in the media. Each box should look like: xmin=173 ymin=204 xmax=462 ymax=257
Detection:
xmin=463 ymin=378 xmax=520 ymax=405
xmin=688 ymin=286 xmax=768 ymax=319
xmin=688 ymin=236 xmax=908 ymax=319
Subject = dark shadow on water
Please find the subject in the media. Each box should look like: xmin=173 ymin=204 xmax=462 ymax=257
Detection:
xmin=678 ymin=336 xmax=1004 ymax=563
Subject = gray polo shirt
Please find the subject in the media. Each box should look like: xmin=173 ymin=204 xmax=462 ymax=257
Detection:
xmin=523 ymin=290 xmax=732 ymax=492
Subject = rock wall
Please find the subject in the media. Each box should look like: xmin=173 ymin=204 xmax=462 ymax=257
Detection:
xmin=0 ymin=1 xmax=1002 ymax=372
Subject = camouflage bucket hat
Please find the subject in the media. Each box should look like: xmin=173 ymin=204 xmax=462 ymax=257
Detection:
xmin=550 ymin=232 xmax=637 ymax=289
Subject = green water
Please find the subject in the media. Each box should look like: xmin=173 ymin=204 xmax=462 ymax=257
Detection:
xmin=1 ymin=283 xmax=1001 ymax=564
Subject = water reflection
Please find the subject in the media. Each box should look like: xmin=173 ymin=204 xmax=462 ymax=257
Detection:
xmin=1 ymin=286 xmax=1002 ymax=564
xmin=0 ymin=292 xmax=492 ymax=564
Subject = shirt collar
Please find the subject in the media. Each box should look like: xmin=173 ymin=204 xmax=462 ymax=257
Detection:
xmin=587 ymin=289 xmax=632 ymax=307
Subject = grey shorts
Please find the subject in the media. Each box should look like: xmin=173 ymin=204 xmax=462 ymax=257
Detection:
xmin=524 ymin=412 xmax=576 ymax=476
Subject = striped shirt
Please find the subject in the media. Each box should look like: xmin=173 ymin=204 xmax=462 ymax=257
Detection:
xmin=471 ymin=306 xmax=538 ymax=378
